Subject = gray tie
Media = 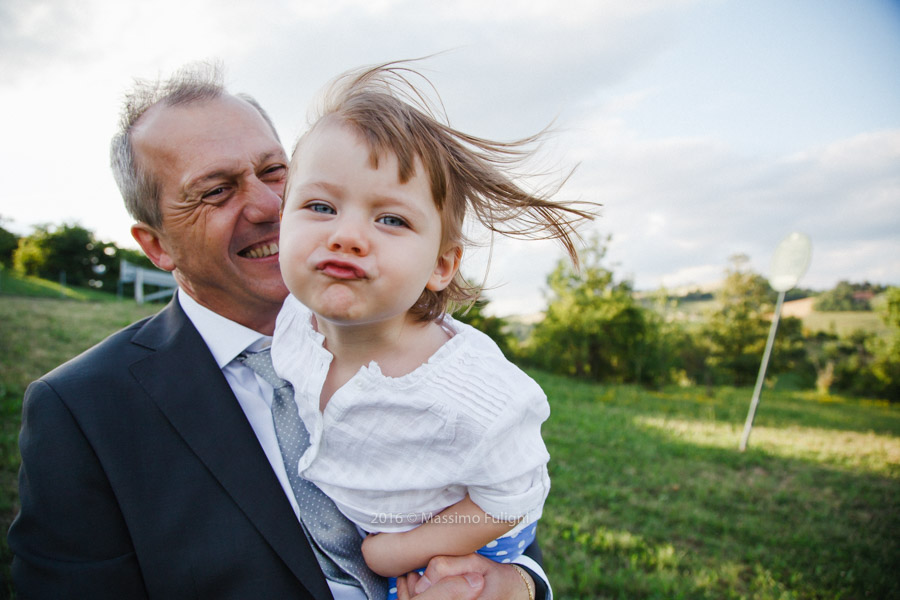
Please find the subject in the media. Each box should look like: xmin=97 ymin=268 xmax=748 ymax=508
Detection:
xmin=239 ymin=348 xmax=386 ymax=598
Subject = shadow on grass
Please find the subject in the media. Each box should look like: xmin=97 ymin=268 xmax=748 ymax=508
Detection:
xmin=535 ymin=373 xmax=900 ymax=599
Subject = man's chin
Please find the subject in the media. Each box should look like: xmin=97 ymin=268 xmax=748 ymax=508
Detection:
xmin=234 ymin=262 xmax=286 ymax=295
xmin=252 ymin=278 xmax=289 ymax=301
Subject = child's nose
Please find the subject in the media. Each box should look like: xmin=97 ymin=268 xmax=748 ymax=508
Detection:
xmin=328 ymin=218 xmax=369 ymax=255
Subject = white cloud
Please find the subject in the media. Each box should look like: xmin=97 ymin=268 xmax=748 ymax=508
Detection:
xmin=1 ymin=0 xmax=897 ymax=316
xmin=551 ymin=99 xmax=900 ymax=298
xmin=659 ymin=264 xmax=723 ymax=290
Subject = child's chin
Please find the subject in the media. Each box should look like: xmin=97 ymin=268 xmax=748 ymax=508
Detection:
xmin=313 ymin=293 xmax=366 ymax=323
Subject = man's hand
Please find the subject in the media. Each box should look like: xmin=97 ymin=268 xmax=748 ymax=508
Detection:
xmin=395 ymin=554 xmax=533 ymax=600
xmin=394 ymin=570 xmax=484 ymax=600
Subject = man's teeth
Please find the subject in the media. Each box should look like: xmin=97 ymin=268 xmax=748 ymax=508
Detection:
xmin=245 ymin=243 xmax=279 ymax=258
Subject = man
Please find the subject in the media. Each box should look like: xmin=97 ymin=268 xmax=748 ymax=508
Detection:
xmin=8 ymin=63 xmax=550 ymax=599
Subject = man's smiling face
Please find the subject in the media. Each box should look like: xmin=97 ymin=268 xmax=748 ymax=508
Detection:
xmin=131 ymin=95 xmax=289 ymax=332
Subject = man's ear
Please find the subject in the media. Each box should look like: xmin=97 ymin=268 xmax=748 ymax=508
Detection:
xmin=131 ymin=223 xmax=176 ymax=272
xmin=426 ymin=245 xmax=462 ymax=292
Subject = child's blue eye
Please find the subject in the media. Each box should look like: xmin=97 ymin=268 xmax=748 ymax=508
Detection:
xmin=378 ymin=215 xmax=407 ymax=227
xmin=308 ymin=202 xmax=336 ymax=214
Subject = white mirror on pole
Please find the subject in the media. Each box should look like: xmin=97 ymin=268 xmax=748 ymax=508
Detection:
xmin=739 ymin=232 xmax=812 ymax=451
xmin=769 ymin=232 xmax=812 ymax=293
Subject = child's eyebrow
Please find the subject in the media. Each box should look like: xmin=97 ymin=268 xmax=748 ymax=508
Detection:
xmin=369 ymin=195 xmax=428 ymax=219
xmin=289 ymin=179 xmax=342 ymax=199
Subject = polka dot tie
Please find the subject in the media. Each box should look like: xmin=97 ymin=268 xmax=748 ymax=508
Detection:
xmin=239 ymin=349 xmax=386 ymax=598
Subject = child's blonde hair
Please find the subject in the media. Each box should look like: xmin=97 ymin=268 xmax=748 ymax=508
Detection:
xmin=288 ymin=60 xmax=597 ymax=321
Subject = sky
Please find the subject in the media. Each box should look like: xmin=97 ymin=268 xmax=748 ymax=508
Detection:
xmin=1 ymin=0 xmax=898 ymax=316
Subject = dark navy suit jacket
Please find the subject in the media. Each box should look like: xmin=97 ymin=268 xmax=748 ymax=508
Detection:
xmin=9 ymin=299 xmax=330 ymax=598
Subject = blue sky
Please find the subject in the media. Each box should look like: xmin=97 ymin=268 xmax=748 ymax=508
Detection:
xmin=1 ymin=0 xmax=898 ymax=315
xmin=628 ymin=1 xmax=900 ymax=153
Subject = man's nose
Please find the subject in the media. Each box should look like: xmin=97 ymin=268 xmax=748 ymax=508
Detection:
xmin=243 ymin=177 xmax=282 ymax=223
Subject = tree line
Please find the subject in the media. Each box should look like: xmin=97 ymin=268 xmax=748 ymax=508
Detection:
xmin=0 ymin=220 xmax=155 ymax=291
xmin=3 ymin=219 xmax=897 ymax=401
xmin=464 ymin=235 xmax=899 ymax=402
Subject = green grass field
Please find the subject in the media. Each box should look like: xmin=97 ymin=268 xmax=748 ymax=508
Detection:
xmin=0 ymin=266 xmax=121 ymax=302
xmin=535 ymin=374 xmax=899 ymax=598
xmin=1 ymin=290 xmax=898 ymax=598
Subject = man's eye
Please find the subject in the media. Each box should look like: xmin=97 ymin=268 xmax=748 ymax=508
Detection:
xmin=377 ymin=215 xmax=407 ymax=228
xmin=262 ymin=165 xmax=286 ymax=180
xmin=202 ymin=186 xmax=228 ymax=201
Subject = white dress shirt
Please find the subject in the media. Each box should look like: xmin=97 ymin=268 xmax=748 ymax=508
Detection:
xmin=271 ymin=295 xmax=550 ymax=535
xmin=178 ymin=291 xmax=551 ymax=599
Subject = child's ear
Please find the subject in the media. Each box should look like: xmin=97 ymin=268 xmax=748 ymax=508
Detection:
xmin=426 ymin=245 xmax=462 ymax=292
xmin=131 ymin=223 xmax=176 ymax=272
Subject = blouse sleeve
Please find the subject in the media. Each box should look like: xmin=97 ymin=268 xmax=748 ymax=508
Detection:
xmin=458 ymin=361 xmax=551 ymax=525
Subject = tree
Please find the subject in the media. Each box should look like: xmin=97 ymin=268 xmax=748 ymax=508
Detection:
xmin=523 ymin=234 xmax=659 ymax=383
xmin=0 ymin=219 xmax=18 ymax=268
xmin=801 ymin=289 xmax=899 ymax=401
xmin=867 ymin=286 xmax=900 ymax=401
xmin=12 ymin=223 xmax=122 ymax=290
xmin=13 ymin=234 xmax=48 ymax=276
xmin=814 ymin=280 xmax=885 ymax=311
xmin=642 ymin=290 xmax=709 ymax=387
xmin=452 ymin=295 xmax=515 ymax=359
xmin=117 ymin=246 xmax=157 ymax=271
xmin=701 ymin=254 xmax=775 ymax=386
xmin=768 ymin=315 xmax=815 ymax=388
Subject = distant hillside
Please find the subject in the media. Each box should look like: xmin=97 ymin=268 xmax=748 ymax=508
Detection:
xmin=777 ymin=296 xmax=884 ymax=336
xmin=782 ymin=297 xmax=815 ymax=318
xmin=801 ymin=310 xmax=887 ymax=337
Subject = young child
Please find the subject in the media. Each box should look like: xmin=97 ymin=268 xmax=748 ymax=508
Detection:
xmin=271 ymin=61 xmax=595 ymax=597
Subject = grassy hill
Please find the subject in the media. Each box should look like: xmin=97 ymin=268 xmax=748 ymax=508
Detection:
xmin=1 ymin=286 xmax=898 ymax=598
xmin=0 ymin=266 xmax=118 ymax=301
xmin=801 ymin=310 xmax=888 ymax=337
xmin=664 ymin=292 xmax=889 ymax=337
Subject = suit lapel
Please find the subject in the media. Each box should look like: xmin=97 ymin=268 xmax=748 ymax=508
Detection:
xmin=129 ymin=301 xmax=332 ymax=599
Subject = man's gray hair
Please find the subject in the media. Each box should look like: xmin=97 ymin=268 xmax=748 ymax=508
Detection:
xmin=109 ymin=61 xmax=280 ymax=228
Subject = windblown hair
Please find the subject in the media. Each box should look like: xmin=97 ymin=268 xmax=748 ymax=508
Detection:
xmin=290 ymin=60 xmax=598 ymax=322
xmin=109 ymin=61 xmax=280 ymax=228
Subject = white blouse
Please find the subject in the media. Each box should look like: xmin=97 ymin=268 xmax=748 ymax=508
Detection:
xmin=271 ymin=295 xmax=551 ymax=534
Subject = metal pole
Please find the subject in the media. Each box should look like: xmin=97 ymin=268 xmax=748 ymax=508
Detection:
xmin=739 ymin=290 xmax=785 ymax=452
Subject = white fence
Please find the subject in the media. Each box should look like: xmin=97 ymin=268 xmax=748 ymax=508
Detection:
xmin=118 ymin=260 xmax=177 ymax=304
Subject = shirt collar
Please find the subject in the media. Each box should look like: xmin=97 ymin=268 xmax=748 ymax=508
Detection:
xmin=177 ymin=289 xmax=272 ymax=369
